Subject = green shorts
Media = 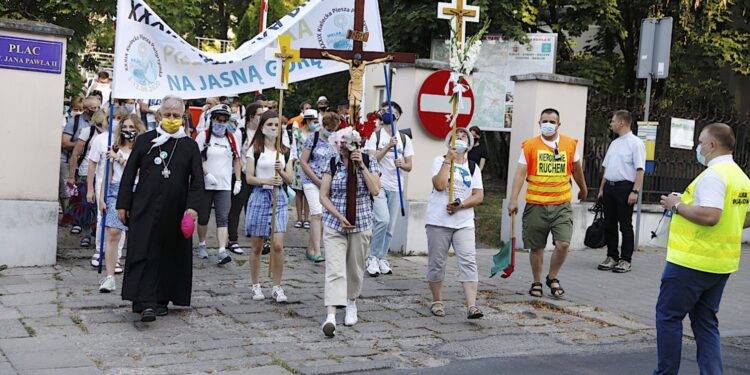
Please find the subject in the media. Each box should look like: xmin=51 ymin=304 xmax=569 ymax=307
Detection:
xmin=522 ymin=202 xmax=573 ymax=249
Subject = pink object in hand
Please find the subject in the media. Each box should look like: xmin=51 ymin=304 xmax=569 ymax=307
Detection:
xmin=181 ymin=213 xmax=195 ymax=239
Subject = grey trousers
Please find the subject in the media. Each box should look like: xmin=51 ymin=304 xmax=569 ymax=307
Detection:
xmin=425 ymin=224 xmax=478 ymax=283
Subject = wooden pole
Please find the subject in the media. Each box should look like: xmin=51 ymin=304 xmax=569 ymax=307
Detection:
xmin=448 ymin=97 xmax=459 ymax=203
xmin=268 ymin=89 xmax=285 ymax=278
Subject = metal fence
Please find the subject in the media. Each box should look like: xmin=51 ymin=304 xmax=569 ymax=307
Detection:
xmin=583 ymin=93 xmax=750 ymax=203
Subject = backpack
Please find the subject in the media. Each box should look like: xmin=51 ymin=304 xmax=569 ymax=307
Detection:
xmin=443 ymin=155 xmax=477 ymax=176
xmin=253 ymin=148 xmax=292 ymax=195
xmin=375 ymin=129 xmax=407 ymax=152
xmin=584 ymin=200 xmax=607 ymax=249
xmin=65 ymin=115 xmax=82 ymax=162
xmin=77 ymin=126 xmax=97 ymax=168
xmin=201 ymin=129 xmax=239 ymax=161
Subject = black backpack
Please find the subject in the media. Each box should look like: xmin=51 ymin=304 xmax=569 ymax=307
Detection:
xmin=584 ymin=200 xmax=607 ymax=248
xmin=65 ymin=115 xmax=82 ymax=163
xmin=443 ymin=155 xmax=478 ymax=176
xmin=375 ymin=130 xmax=407 ymax=151
xmin=77 ymin=126 xmax=97 ymax=169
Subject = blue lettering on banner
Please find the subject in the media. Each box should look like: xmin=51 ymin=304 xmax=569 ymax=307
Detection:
xmin=265 ymin=60 xmax=277 ymax=77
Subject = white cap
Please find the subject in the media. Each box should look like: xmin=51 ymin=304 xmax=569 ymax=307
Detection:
xmin=317 ymin=96 xmax=328 ymax=103
xmin=303 ymin=109 xmax=319 ymax=119
xmin=444 ymin=127 xmax=474 ymax=150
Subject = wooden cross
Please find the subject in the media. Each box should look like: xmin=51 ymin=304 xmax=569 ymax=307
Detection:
xmin=438 ymin=0 xmax=480 ymax=47
xmin=265 ymin=34 xmax=301 ymax=90
xmin=300 ymin=0 xmax=416 ymax=225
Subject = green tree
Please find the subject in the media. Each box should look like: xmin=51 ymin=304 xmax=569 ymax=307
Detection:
xmin=235 ymin=0 xmax=303 ymax=47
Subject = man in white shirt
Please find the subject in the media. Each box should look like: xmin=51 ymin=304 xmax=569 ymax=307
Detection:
xmin=364 ymin=102 xmax=414 ymax=276
xmin=597 ymin=110 xmax=646 ymax=273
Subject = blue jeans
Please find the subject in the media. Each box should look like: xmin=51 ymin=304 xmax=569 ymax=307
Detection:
xmin=369 ymin=188 xmax=400 ymax=260
xmin=654 ymin=262 xmax=729 ymax=375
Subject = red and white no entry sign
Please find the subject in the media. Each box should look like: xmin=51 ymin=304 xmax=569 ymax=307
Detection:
xmin=417 ymin=70 xmax=474 ymax=138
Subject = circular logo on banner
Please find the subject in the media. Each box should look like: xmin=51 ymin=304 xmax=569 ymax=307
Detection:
xmin=317 ymin=8 xmax=368 ymax=50
xmin=125 ymin=35 xmax=162 ymax=92
xmin=417 ymin=70 xmax=475 ymax=138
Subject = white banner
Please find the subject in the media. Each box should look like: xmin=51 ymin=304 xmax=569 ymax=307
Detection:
xmin=114 ymin=0 xmax=384 ymax=99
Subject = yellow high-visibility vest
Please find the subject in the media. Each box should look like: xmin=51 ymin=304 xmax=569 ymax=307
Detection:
xmin=667 ymin=161 xmax=750 ymax=274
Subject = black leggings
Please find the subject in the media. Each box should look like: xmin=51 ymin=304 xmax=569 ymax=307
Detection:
xmin=228 ymin=173 xmax=251 ymax=242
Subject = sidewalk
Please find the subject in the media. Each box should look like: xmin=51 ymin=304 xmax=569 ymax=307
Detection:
xmin=2 ymin=219 xmax=747 ymax=374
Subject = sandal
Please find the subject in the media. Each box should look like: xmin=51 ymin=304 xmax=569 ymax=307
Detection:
xmin=303 ymin=220 xmax=311 ymax=229
xmin=546 ymin=275 xmax=565 ymax=298
xmin=467 ymin=305 xmax=484 ymax=319
xmin=115 ymin=263 xmax=123 ymax=274
xmin=294 ymin=220 xmax=303 ymax=228
xmin=228 ymin=242 xmax=244 ymax=255
xmin=430 ymin=301 xmax=446 ymax=317
xmin=313 ymin=254 xmax=325 ymax=263
xmin=70 ymin=225 xmax=82 ymax=234
xmin=80 ymin=237 xmax=91 ymax=247
xmin=528 ymin=282 xmax=543 ymax=297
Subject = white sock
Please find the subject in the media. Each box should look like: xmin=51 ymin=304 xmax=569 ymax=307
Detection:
xmin=326 ymin=313 xmax=336 ymax=322
xmin=199 ymin=241 xmax=206 ymax=246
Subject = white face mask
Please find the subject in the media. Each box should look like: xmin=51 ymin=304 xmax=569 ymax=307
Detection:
xmin=262 ymin=128 xmax=278 ymax=139
xmin=540 ymin=122 xmax=557 ymax=137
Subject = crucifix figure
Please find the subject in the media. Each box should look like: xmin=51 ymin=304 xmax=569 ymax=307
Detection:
xmin=301 ymin=0 xmax=416 ymax=225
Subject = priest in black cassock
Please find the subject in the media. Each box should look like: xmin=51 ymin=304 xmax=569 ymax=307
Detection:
xmin=117 ymin=95 xmax=204 ymax=322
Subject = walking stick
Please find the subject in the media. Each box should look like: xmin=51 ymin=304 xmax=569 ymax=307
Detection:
xmin=382 ymin=64 xmax=406 ymax=217
xmin=266 ymin=35 xmax=301 ymax=279
xmin=268 ymin=90 xmax=284 ymax=278
xmin=97 ymin=101 xmax=115 ymax=274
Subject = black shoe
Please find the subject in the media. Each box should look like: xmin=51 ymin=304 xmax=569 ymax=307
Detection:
xmin=156 ymin=305 xmax=168 ymax=316
xmin=262 ymin=239 xmax=271 ymax=255
xmin=140 ymin=308 xmax=156 ymax=322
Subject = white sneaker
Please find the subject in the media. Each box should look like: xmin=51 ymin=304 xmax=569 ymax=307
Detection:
xmin=344 ymin=299 xmax=358 ymax=326
xmin=378 ymin=259 xmax=393 ymax=275
xmin=196 ymin=243 xmax=208 ymax=259
xmin=322 ymin=315 xmax=336 ymax=337
xmin=251 ymin=284 xmax=265 ymax=300
xmin=366 ymin=257 xmax=380 ymax=277
xmin=99 ymin=275 xmax=116 ymax=293
xmin=272 ymin=286 xmax=288 ymax=303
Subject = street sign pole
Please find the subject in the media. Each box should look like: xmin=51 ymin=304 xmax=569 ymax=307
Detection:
xmin=634 ymin=16 xmax=671 ymax=250
xmin=634 ymin=73 xmax=652 ymax=249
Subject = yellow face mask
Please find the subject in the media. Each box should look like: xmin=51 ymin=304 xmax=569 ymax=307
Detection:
xmin=161 ymin=118 xmax=183 ymax=133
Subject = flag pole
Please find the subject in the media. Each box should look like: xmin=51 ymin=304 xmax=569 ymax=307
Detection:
xmin=268 ymin=89 xmax=284 ymax=278
xmin=382 ymin=64 xmax=405 ymax=217
xmin=98 ymin=102 xmax=115 ymax=274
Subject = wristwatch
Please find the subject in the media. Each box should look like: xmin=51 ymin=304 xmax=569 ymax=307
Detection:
xmin=671 ymin=202 xmax=681 ymax=215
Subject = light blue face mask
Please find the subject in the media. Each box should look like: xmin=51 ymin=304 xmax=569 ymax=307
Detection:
xmin=541 ymin=122 xmax=557 ymax=137
xmin=455 ymin=139 xmax=468 ymax=154
xmin=322 ymin=128 xmax=333 ymax=138
xmin=212 ymin=122 xmax=227 ymax=137
xmin=696 ymin=144 xmax=707 ymax=166
xmin=309 ymin=122 xmax=321 ymax=132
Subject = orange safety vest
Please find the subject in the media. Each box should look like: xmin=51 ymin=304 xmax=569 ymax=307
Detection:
xmin=523 ymin=134 xmax=577 ymax=205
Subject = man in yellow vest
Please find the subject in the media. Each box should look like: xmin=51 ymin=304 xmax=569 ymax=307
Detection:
xmin=655 ymin=123 xmax=750 ymax=375
xmin=508 ymin=108 xmax=588 ymax=298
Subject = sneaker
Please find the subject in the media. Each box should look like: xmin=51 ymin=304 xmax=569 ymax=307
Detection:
xmin=251 ymin=284 xmax=265 ymax=300
xmin=366 ymin=257 xmax=380 ymax=277
xmin=99 ymin=275 xmax=116 ymax=293
xmin=156 ymin=305 xmax=168 ymax=316
xmin=344 ymin=300 xmax=358 ymax=326
xmin=196 ymin=243 xmax=208 ymax=259
xmin=597 ymin=256 xmax=617 ymax=271
xmin=272 ymin=286 xmax=288 ymax=303
xmin=322 ymin=316 xmax=336 ymax=337
xmin=217 ymin=250 xmax=232 ymax=266
xmin=613 ymin=260 xmax=632 ymax=273
xmin=378 ymin=259 xmax=393 ymax=275
xmin=228 ymin=242 xmax=244 ymax=255
xmin=90 ymin=254 xmax=100 ymax=268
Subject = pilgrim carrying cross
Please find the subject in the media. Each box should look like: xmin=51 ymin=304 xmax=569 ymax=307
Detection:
xmin=300 ymin=0 xmax=416 ymax=226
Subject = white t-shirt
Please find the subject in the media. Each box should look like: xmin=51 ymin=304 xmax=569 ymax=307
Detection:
xmin=196 ymin=132 xmax=238 ymax=191
xmin=364 ymin=128 xmax=414 ymax=191
xmin=425 ymin=156 xmax=483 ymax=229
xmin=693 ymin=155 xmax=734 ymax=210
xmin=519 ymin=135 xmax=580 ymax=165
xmin=144 ymin=99 xmax=161 ymax=123
xmin=247 ymin=146 xmax=289 ymax=190
xmin=602 ymin=132 xmax=646 ymax=182
xmin=111 ymin=149 xmax=132 ymax=184
xmin=78 ymin=127 xmax=103 ymax=176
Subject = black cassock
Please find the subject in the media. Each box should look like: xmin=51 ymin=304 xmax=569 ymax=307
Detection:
xmin=117 ymin=130 xmax=204 ymax=311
